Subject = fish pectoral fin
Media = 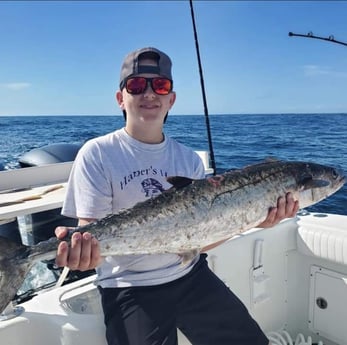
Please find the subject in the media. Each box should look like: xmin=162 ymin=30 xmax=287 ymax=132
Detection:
xmin=301 ymin=177 xmax=330 ymax=189
xmin=166 ymin=176 xmax=195 ymax=190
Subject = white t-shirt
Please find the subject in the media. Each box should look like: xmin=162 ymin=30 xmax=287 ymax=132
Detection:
xmin=62 ymin=128 xmax=206 ymax=287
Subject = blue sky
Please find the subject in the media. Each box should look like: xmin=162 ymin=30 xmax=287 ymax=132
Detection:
xmin=1 ymin=1 xmax=347 ymax=116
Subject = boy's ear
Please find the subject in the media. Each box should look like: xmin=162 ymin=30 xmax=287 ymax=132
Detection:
xmin=116 ymin=91 xmax=124 ymax=109
xmin=169 ymin=91 xmax=176 ymax=108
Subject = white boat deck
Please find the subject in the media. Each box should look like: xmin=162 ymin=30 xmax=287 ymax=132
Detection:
xmin=1 ymin=213 xmax=347 ymax=344
xmin=0 ymin=162 xmax=71 ymax=221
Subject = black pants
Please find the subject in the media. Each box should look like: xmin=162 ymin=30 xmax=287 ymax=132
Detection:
xmin=99 ymin=254 xmax=269 ymax=345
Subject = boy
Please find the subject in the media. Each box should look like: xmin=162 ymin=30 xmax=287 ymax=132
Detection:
xmin=56 ymin=47 xmax=298 ymax=345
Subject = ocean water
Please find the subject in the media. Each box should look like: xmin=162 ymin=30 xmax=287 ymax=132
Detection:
xmin=0 ymin=113 xmax=346 ymax=215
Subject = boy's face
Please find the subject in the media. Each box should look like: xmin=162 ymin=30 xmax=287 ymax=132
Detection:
xmin=116 ymin=58 xmax=176 ymax=125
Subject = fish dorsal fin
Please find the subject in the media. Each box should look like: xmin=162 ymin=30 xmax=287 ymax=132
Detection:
xmin=167 ymin=176 xmax=194 ymax=190
xmin=242 ymin=157 xmax=281 ymax=170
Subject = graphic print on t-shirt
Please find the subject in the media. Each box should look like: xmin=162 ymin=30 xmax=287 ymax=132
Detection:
xmin=119 ymin=165 xmax=168 ymax=192
xmin=141 ymin=178 xmax=165 ymax=197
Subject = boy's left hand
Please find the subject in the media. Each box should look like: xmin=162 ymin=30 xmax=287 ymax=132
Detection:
xmin=258 ymin=192 xmax=299 ymax=228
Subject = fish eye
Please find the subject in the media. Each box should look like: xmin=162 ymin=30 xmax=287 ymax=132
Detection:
xmin=331 ymin=169 xmax=339 ymax=179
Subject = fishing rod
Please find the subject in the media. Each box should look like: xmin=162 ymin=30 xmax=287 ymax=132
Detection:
xmin=189 ymin=0 xmax=217 ymax=175
xmin=289 ymin=31 xmax=347 ymax=47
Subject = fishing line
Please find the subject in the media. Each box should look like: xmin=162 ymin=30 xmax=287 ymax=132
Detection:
xmin=289 ymin=32 xmax=347 ymax=47
xmin=189 ymin=0 xmax=217 ymax=175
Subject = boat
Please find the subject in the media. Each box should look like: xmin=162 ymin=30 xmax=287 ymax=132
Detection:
xmin=0 ymin=144 xmax=346 ymax=345
xmin=1 ymin=1 xmax=347 ymax=342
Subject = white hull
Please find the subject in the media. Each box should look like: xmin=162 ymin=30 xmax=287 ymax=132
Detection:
xmin=0 ymin=158 xmax=346 ymax=345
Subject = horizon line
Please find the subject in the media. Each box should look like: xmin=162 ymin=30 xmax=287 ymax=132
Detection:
xmin=1 ymin=112 xmax=347 ymax=117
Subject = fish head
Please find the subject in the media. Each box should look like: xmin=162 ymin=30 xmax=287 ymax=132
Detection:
xmin=296 ymin=162 xmax=345 ymax=208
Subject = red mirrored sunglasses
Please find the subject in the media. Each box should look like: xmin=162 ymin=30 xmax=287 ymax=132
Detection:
xmin=120 ymin=77 xmax=173 ymax=95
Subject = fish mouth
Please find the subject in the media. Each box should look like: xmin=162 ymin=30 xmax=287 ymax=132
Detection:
xmin=339 ymin=175 xmax=346 ymax=185
xmin=335 ymin=166 xmax=346 ymax=185
xmin=333 ymin=174 xmax=346 ymax=193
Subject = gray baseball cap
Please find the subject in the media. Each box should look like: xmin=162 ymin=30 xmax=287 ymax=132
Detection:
xmin=119 ymin=47 xmax=173 ymax=86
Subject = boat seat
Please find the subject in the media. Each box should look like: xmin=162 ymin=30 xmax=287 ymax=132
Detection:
xmin=297 ymin=213 xmax=347 ymax=265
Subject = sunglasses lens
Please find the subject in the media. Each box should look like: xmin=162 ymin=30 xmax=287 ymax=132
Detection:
xmin=126 ymin=77 xmax=147 ymax=94
xmin=124 ymin=77 xmax=172 ymax=95
xmin=152 ymin=78 xmax=172 ymax=95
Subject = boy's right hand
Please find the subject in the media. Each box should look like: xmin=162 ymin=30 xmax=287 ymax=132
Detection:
xmin=55 ymin=226 xmax=102 ymax=271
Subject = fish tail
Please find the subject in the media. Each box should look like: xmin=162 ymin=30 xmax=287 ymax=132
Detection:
xmin=0 ymin=236 xmax=33 ymax=313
